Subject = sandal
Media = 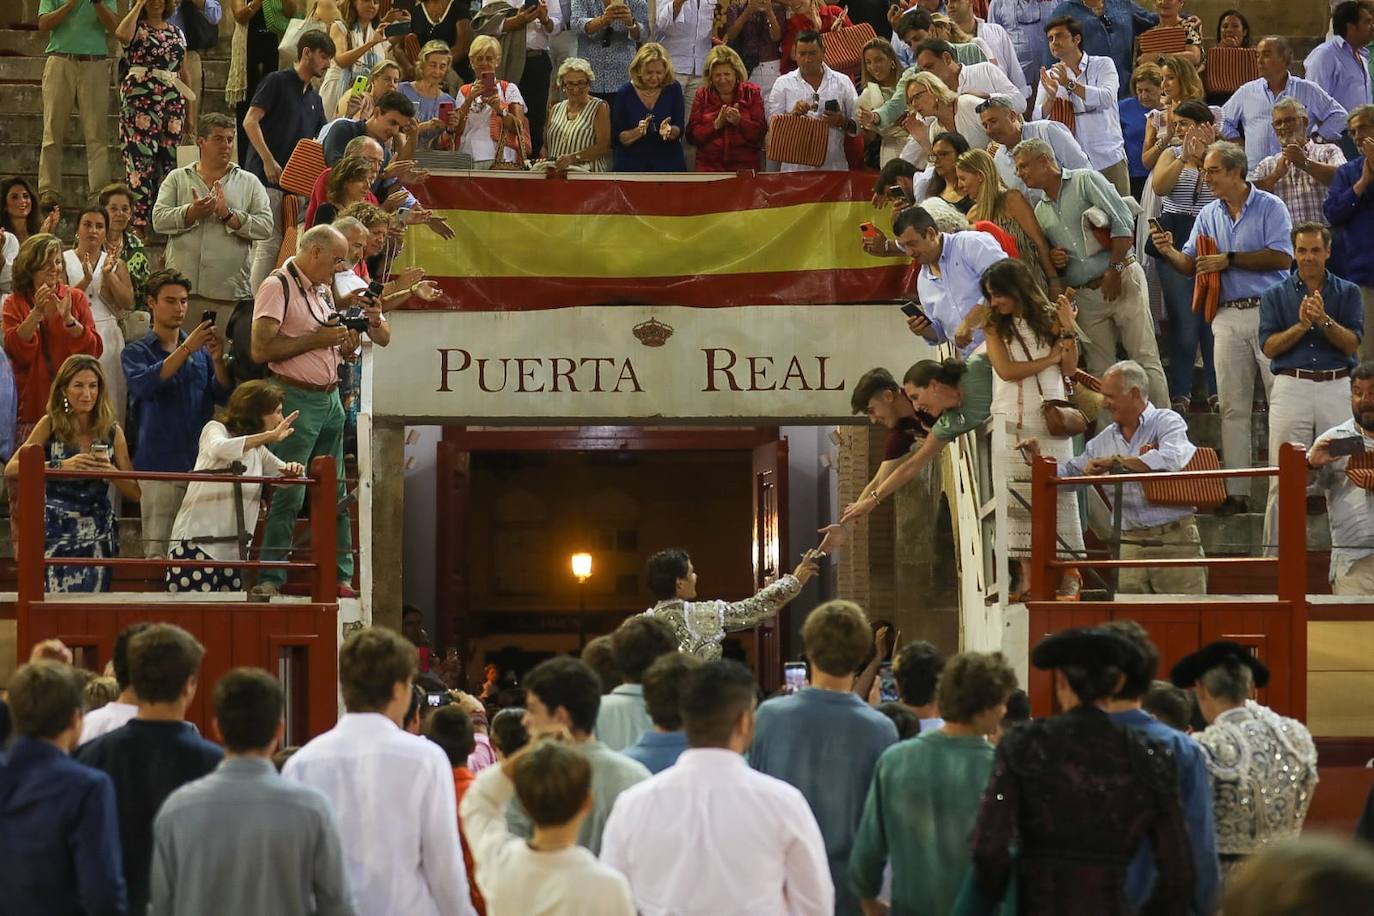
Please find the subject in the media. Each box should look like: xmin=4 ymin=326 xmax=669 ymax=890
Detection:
xmin=1055 ymin=569 xmax=1083 ymax=601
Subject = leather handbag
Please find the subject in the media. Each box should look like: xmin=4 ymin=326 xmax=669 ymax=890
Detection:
xmin=279 ymin=139 xmax=328 ymax=197
xmin=1346 ymin=451 xmax=1374 ymax=491
xmin=1067 ymin=369 xmax=1104 ymax=423
xmin=1141 ymin=446 xmax=1227 ymax=509
xmin=1013 ymin=327 xmax=1087 ymax=438
xmin=823 ymin=23 xmax=876 ymax=75
xmin=1204 ymin=47 xmax=1260 ymax=95
xmin=1136 ymin=25 xmax=1187 ymax=58
xmin=766 ymin=114 xmax=828 ymax=167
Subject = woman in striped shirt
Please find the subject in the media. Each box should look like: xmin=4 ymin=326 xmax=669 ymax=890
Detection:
xmin=543 ymin=57 xmax=613 ymax=171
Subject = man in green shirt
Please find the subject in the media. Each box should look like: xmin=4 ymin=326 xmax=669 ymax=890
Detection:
xmin=36 ymin=0 xmax=119 ymax=199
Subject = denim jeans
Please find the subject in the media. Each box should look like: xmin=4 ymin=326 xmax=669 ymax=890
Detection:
xmin=1157 ymin=258 xmax=1217 ymax=401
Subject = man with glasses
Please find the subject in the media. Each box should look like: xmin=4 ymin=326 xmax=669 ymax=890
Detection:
xmin=152 ymin=113 xmax=274 ymax=337
xmin=1250 ymin=99 xmax=1346 ymax=229
xmin=1152 ymin=141 xmax=1295 ymax=516
xmin=1034 ymin=15 xmax=1130 ymax=196
xmin=1221 ymin=36 xmax=1348 ymax=169
xmin=978 ymin=94 xmax=1090 ymax=203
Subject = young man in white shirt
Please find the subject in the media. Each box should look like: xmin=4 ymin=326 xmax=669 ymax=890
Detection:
xmin=594 ymin=615 xmax=678 ymax=751
xmin=600 ymin=659 xmax=834 ymax=916
xmin=77 ymin=621 xmax=150 ymax=746
xmin=283 ymin=628 xmax=477 ymax=916
xmin=461 ymin=738 xmax=636 ymax=916
xmin=766 ymin=30 xmax=860 ymax=172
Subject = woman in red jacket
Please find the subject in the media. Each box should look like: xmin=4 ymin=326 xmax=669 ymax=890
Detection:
xmin=688 ymin=46 xmax=767 ymax=172
xmin=1 ymin=234 xmax=103 ymax=439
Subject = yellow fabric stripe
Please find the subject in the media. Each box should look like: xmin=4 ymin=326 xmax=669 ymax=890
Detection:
xmin=400 ymin=201 xmax=892 ymax=278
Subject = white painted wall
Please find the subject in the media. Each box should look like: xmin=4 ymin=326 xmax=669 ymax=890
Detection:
xmin=402 ymin=426 xmax=443 ymax=633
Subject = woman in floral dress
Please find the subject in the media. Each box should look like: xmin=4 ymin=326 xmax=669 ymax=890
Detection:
xmin=116 ymin=0 xmax=190 ymax=227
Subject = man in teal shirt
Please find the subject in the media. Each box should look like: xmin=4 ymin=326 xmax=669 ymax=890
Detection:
xmin=36 ymin=0 xmax=118 ymax=199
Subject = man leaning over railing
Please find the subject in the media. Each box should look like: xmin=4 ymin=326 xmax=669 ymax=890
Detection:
xmin=1017 ymin=359 xmax=1207 ymax=595
xmin=1307 ymin=360 xmax=1374 ymax=596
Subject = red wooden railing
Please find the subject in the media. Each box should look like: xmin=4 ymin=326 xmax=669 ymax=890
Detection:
xmin=12 ymin=445 xmax=341 ymax=741
xmin=1026 ymin=442 xmax=1312 ymax=720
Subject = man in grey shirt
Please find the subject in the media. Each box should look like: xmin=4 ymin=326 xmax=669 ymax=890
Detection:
xmin=149 ymin=668 xmax=354 ymax=916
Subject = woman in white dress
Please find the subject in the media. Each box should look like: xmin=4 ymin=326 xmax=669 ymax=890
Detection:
xmin=981 ymin=258 xmax=1085 ymax=600
xmin=166 ymin=380 xmax=303 ymax=592
xmin=63 ymin=208 xmax=133 ymax=424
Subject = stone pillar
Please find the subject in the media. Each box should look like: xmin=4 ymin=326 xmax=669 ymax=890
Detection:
xmin=894 ymin=455 xmax=960 ymax=654
xmin=367 ymin=422 xmax=406 ymax=634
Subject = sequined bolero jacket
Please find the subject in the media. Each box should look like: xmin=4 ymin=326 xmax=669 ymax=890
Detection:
xmin=1194 ymin=701 xmax=1318 ymax=857
xmin=645 ymin=575 xmax=802 ymax=660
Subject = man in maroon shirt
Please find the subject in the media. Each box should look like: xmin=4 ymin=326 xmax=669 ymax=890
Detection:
xmin=849 ymin=366 xmax=931 ymax=506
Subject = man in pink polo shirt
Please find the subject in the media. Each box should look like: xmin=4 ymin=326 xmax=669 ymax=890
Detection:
xmin=247 ymin=224 xmax=358 ymax=600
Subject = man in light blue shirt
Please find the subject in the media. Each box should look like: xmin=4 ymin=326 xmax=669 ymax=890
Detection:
xmin=165 ymin=0 xmax=222 ymax=138
xmin=1221 ymin=36 xmax=1348 ymax=166
xmin=979 ymin=94 xmax=1091 ymax=205
xmin=594 ymin=616 xmax=676 ymax=752
xmin=895 ymin=206 xmax=1006 ymax=356
xmin=1309 ymin=363 xmax=1374 ymax=593
xmin=1019 ymin=359 xmax=1207 ymax=594
xmin=987 ymin=0 xmax=1058 ymax=91
xmin=621 ymin=653 xmax=696 ymax=775
xmin=1304 ymin=2 xmax=1373 ymax=157
xmin=1153 ymin=140 xmax=1294 ymax=514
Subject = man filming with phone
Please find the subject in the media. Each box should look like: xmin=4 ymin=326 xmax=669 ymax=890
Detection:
xmin=892 ymin=204 xmax=1005 ymax=355
xmin=248 ymin=225 xmax=360 ymax=601
xmin=1307 ymin=361 xmax=1374 ymax=595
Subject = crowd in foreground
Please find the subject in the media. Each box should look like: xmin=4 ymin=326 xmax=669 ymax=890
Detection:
xmin=2 ymin=568 xmax=1374 ymax=915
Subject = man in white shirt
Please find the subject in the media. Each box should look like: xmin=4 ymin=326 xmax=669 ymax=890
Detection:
xmin=594 ymin=615 xmax=678 ymax=751
xmin=1033 ymin=15 xmax=1129 ymax=196
xmin=766 ymin=30 xmax=860 ymax=172
xmin=600 ymin=659 xmax=834 ymax=916
xmin=1308 ymin=362 xmax=1374 ymax=594
xmin=656 ymin=0 xmax=717 ymax=150
xmin=978 ymin=94 xmax=1091 ymax=203
xmin=945 ymin=0 xmax=1031 ymax=104
xmin=283 ymin=628 xmax=477 ymax=916
xmin=896 ymin=205 xmax=1008 ymax=355
xmin=78 ymin=622 xmax=150 ymax=746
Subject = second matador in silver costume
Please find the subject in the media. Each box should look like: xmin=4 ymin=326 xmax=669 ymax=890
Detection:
xmin=642 ymin=548 xmax=820 ymax=660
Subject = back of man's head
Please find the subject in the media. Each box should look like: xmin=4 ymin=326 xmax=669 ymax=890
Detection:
xmin=894 ymin=641 xmax=945 ymax=708
xmin=490 ymin=707 xmax=531 ymax=757
xmin=129 ymin=624 xmax=206 ymax=706
xmin=339 ymin=627 xmax=416 ymax=713
xmin=612 ymin=616 xmax=679 ymax=683
xmin=512 ymin=740 xmax=593 ymax=828
xmin=642 ymin=652 xmax=701 ymax=731
xmin=680 ymin=659 xmax=757 ymax=748
xmin=9 ymin=661 xmax=85 ymax=741
xmin=111 ymin=621 xmax=153 ymax=692
xmin=424 ymin=705 xmax=476 ymax=767
xmin=1142 ymin=680 xmax=1193 ymax=731
xmin=1099 ymin=619 xmax=1159 ymax=700
xmin=214 ymin=667 xmax=283 ymax=754
xmin=525 ymin=657 xmax=603 ymax=735
xmin=581 ymin=635 xmax=622 ymax=693
xmin=801 ymin=600 xmax=872 ymax=677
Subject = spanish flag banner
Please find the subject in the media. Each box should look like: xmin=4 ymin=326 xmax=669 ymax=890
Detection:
xmin=400 ymin=171 xmax=909 ymax=310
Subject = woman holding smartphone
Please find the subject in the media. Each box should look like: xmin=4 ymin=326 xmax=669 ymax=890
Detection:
xmin=401 ymin=40 xmax=459 ymax=149
xmin=453 ymin=36 xmax=528 ymax=168
xmin=5 ymin=355 xmax=140 ymax=593
xmin=320 ymin=0 xmax=403 ymax=117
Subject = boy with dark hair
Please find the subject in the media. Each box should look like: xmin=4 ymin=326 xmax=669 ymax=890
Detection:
xmin=749 ymin=601 xmax=898 ymax=916
xmin=426 ymin=705 xmax=485 ymax=916
xmin=284 ymin=628 xmax=477 ymax=916
xmin=490 ymin=708 xmax=530 ymax=760
xmin=1142 ymin=680 xmax=1193 ymax=732
xmin=893 ymin=640 xmax=946 ymax=730
xmin=79 ymin=620 xmax=151 ymax=744
xmin=77 ymin=624 xmax=223 ymax=916
xmin=149 ymin=668 xmax=352 ymax=916
xmin=580 ymin=635 xmax=622 ymax=694
xmin=462 ymin=739 xmax=635 ymax=915
xmin=516 ymin=657 xmax=649 ymax=854
xmin=595 ymin=615 xmax=678 ymax=751
xmin=622 ymin=652 xmax=701 ymax=774
xmin=601 ymin=660 xmax=833 ymax=915
xmin=0 ymin=661 xmax=127 ymax=916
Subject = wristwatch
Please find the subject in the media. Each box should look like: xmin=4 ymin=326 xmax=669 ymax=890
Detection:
xmin=1226 ymin=251 xmax=1236 ymax=266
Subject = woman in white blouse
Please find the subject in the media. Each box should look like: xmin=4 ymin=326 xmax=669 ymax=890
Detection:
xmin=453 ymin=36 xmax=528 ymax=168
xmin=166 ymin=380 xmax=303 ymax=592
xmin=897 ymin=71 xmax=988 ymax=167
xmin=64 ymin=207 xmax=133 ymax=424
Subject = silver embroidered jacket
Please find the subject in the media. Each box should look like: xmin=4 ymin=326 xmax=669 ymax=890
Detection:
xmin=1194 ymin=700 xmax=1318 ymax=857
xmin=645 ymin=575 xmax=802 ymax=660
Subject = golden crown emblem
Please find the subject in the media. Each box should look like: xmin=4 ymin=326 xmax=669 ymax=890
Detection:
xmin=632 ymin=317 xmax=674 ymax=347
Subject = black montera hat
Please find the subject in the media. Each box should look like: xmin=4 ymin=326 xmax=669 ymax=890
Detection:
xmin=1030 ymin=627 xmax=1143 ymax=672
xmin=1169 ymin=640 xmax=1270 ymax=689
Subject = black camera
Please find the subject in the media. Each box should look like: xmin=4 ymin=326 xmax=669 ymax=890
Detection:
xmin=335 ymin=307 xmax=372 ymax=333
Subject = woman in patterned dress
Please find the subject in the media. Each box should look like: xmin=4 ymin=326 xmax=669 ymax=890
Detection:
xmin=116 ymin=0 xmax=190 ymax=228
xmin=4 ymin=355 xmax=141 ymax=593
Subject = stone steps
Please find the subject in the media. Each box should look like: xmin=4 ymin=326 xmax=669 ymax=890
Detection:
xmin=0 ymin=55 xmax=231 ymax=89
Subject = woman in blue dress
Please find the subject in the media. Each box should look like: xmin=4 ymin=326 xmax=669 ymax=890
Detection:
xmin=611 ymin=43 xmax=687 ymax=172
xmin=4 ymin=355 xmax=141 ymax=592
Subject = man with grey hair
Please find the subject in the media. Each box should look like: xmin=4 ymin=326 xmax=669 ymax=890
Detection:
xmin=1018 ymin=360 xmax=1207 ymax=594
xmin=1152 ymin=141 xmax=1294 ymax=516
xmin=330 ymin=216 xmax=393 ymax=346
xmin=1221 ymin=36 xmax=1347 ymax=167
xmin=1014 ymin=139 xmax=1168 ymax=406
xmin=977 ymin=94 xmax=1090 ymax=205
xmin=248 ymin=224 xmax=359 ymax=601
xmin=1169 ymin=641 xmax=1317 ymax=870
xmin=152 ymin=112 xmax=274 ymax=335
xmin=1250 ymin=98 xmax=1346 ymax=228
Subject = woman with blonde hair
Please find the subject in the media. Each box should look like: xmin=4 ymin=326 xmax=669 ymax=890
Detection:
xmin=4 ymin=355 xmax=140 ymax=593
xmin=898 ymin=71 xmax=989 ymax=168
xmin=956 ymin=149 xmax=1060 ymax=295
xmin=856 ymin=38 xmax=907 ymax=166
xmin=1140 ymin=54 xmax=1211 ymax=170
xmin=542 ymin=58 xmax=613 ymax=171
xmin=166 ymin=379 xmax=304 ymax=592
xmin=319 ymin=0 xmax=408 ymax=117
xmin=340 ymin=58 xmax=403 ymax=120
xmin=687 ymin=45 xmax=766 ymax=172
xmin=401 ymin=40 xmax=459 ymax=150
xmin=453 ymin=35 xmax=529 ymax=168
xmin=612 ymin=42 xmax=686 ymax=172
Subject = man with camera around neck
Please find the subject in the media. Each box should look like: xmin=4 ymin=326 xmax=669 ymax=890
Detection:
xmin=248 ymin=224 xmax=361 ymax=600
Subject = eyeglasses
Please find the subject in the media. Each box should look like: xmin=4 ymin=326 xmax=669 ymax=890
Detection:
xmin=563 ymin=78 xmax=590 ymax=88
xmin=975 ymin=97 xmax=1009 ymax=114
xmin=1200 ymin=166 xmax=1226 ymax=176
